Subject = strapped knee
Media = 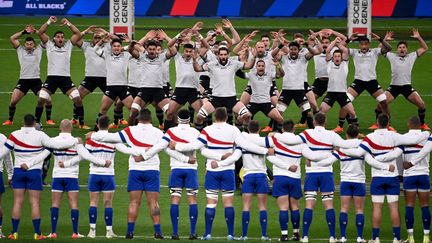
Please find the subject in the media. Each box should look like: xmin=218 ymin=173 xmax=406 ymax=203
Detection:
xmin=39 ymin=89 xmax=50 ymax=100
xmin=371 ymin=195 xmax=385 ymax=203
xmin=277 ymin=103 xmax=287 ymax=113
xmin=238 ymin=106 xmax=250 ymax=118
xmin=131 ymin=103 xmax=141 ymax=111
xmin=347 ymin=93 xmax=355 ymax=102
xmin=162 ymin=103 xmax=169 ymax=113
xmin=186 ymin=188 xmax=198 ymax=197
xmin=304 ymin=191 xmax=317 ymax=201
xmin=170 ymin=187 xmax=182 ymax=197
xmin=198 ymin=107 xmax=209 ymax=119
xmin=205 ymin=189 xmax=219 ymax=200
xmin=386 ymin=195 xmax=399 ymax=203
xmin=68 ymin=89 xmax=80 ymax=100
xmin=301 ymin=102 xmax=311 ymax=112
xmin=221 ymin=189 xmax=234 ymax=197
xmin=376 ymin=93 xmax=387 ymax=102
xmin=321 ymin=192 xmax=334 ymax=201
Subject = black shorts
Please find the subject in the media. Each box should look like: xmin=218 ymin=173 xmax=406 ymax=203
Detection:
xmin=137 ymin=87 xmax=167 ymax=104
xmin=128 ymin=86 xmax=141 ymax=98
xmin=243 ymin=85 xmax=277 ymax=97
xmin=387 ymin=85 xmax=415 ymax=99
xmin=304 ymin=82 xmax=313 ymax=93
xmin=278 ymin=90 xmax=307 ymax=107
xmin=80 ymin=76 xmax=106 ymax=93
xmin=350 ymin=79 xmax=382 ymax=95
xmin=199 ymin=75 xmax=212 ymax=98
xmin=104 ymin=85 xmax=130 ymax=101
xmin=247 ymin=102 xmax=275 ymax=116
xmin=43 ymin=76 xmax=76 ymax=94
xmin=208 ymin=96 xmax=238 ymax=110
xmin=172 ymin=88 xmax=200 ymax=105
xmin=311 ymin=78 xmax=329 ymax=97
xmin=323 ymin=92 xmax=351 ymax=107
xmin=15 ymin=78 xmax=42 ymax=95
xmin=163 ymin=83 xmax=173 ymax=98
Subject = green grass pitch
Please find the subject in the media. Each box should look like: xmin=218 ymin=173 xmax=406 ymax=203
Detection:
xmin=0 ymin=16 xmax=431 ymax=242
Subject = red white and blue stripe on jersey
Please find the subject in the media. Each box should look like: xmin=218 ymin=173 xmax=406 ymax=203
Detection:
xmin=359 ymin=136 xmax=394 ymax=156
xmin=272 ymin=137 xmax=302 ymax=159
xmin=119 ymin=127 xmax=153 ymax=148
xmin=299 ymin=130 xmax=333 ymax=151
xmin=85 ymin=139 xmax=115 ymax=154
xmin=162 ymin=129 xmax=190 ymax=143
xmin=332 ymin=151 xmax=362 ymax=162
xmin=5 ymin=134 xmax=44 ymax=153
xmin=198 ymin=129 xmax=234 ymax=150
xmin=53 ymin=149 xmax=78 ymax=157
xmin=401 ymin=144 xmax=423 ymax=155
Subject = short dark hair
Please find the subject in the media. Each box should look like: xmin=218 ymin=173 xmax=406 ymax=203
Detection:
xmin=147 ymin=39 xmax=159 ymax=48
xmin=321 ymin=36 xmax=330 ymax=41
xmin=111 ymin=39 xmax=122 ymax=46
xmin=314 ymin=112 xmax=326 ymax=126
xmin=248 ymin=120 xmax=260 ymax=133
xmin=293 ymin=33 xmax=304 ymax=39
xmin=261 ymin=34 xmax=270 ymax=39
xmin=408 ymin=116 xmax=421 ymax=129
xmin=346 ymin=124 xmax=359 ymax=138
xmin=137 ymin=109 xmax=152 ymax=123
xmin=256 ymin=59 xmax=265 ymax=65
xmin=214 ymin=107 xmax=227 ymax=122
xmin=288 ymin=42 xmax=300 ymax=49
xmin=98 ymin=115 xmax=110 ymax=130
xmin=282 ymin=119 xmax=295 ymax=133
xmin=397 ymin=41 xmax=408 ymax=48
xmin=177 ymin=109 xmax=190 ymax=121
xmin=218 ymin=46 xmax=229 ymax=54
xmin=25 ymin=37 xmax=35 ymax=43
xmin=377 ymin=113 xmax=389 ymax=128
xmin=53 ymin=30 xmax=64 ymax=38
xmin=333 ymin=49 xmax=342 ymax=56
xmin=24 ymin=114 xmax=35 ymax=127
xmin=183 ymin=43 xmax=194 ymax=49
xmin=357 ymin=36 xmax=370 ymax=43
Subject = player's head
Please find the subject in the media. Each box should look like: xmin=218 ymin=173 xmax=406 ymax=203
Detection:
xmin=111 ymin=39 xmax=123 ymax=55
xmin=92 ymin=32 xmax=103 ymax=45
xmin=313 ymin=112 xmax=326 ymax=127
xmin=214 ymin=107 xmax=228 ymax=122
xmin=217 ymin=46 xmax=230 ymax=65
xmin=407 ymin=116 xmax=421 ymax=130
xmin=146 ymin=40 xmax=159 ymax=58
xmin=248 ymin=120 xmax=260 ymax=134
xmin=177 ymin=109 xmax=190 ymax=124
xmin=97 ymin=115 xmax=110 ymax=130
xmin=376 ymin=113 xmax=389 ymax=129
xmin=293 ymin=33 xmax=305 ymax=45
xmin=357 ymin=36 xmax=370 ymax=53
xmin=261 ymin=34 xmax=270 ymax=48
xmin=207 ymin=30 xmax=217 ymax=45
xmin=321 ymin=36 xmax=331 ymax=50
xmin=396 ymin=41 xmax=408 ymax=57
xmin=288 ymin=42 xmax=300 ymax=59
xmin=256 ymin=60 xmax=266 ymax=74
xmin=346 ymin=124 xmax=360 ymax=139
xmin=23 ymin=114 xmax=35 ymax=127
xmin=24 ymin=37 xmax=36 ymax=51
xmin=59 ymin=119 xmax=73 ymax=133
xmin=183 ymin=43 xmax=194 ymax=59
xmin=255 ymin=41 xmax=266 ymax=57
xmin=53 ymin=31 xmax=65 ymax=47
xmin=332 ymin=49 xmax=343 ymax=65
xmin=137 ymin=108 xmax=152 ymax=124
xmin=282 ymin=119 xmax=295 ymax=133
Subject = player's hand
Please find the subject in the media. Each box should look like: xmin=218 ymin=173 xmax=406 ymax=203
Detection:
xmin=133 ymin=155 xmax=144 ymax=162
xmin=145 ymin=29 xmax=157 ymax=40
xmin=210 ymin=160 xmax=219 ymax=169
xmin=58 ymin=161 xmax=65 ymax=168
xmin=388 ymin=164 xmax=395 ymax=172
xmin=85 ymin=131 xmax=94 ymax=140
xmin=20 ymin=163 xmax=29 ymax=170
xmin=267 ymin=132 xmax=275 ymax=137
xmin=411 ymin=28 xmax=420 ymax=39
xmin=104 ymin=160 xmax=112 ymax=167
xmin=320 ymin=28 xmax=333 ymax=38
xmin=49 ymin=16 xmax=57 ymax=23
xmin=403 ymin=161 xmax=414 ymax=170
xmin=221 ymin=153 xmax=232 ymax=160
xmin=61 ymin=18 xmax=70 ymax=26
xmin=222 ymin=18 xmax=233 ymax=28
xmin=305 ymin=159 xmax=312 ymax=167
xmin=168 ymin=141 xmax=177 ymax=150
xmin=214 ymin=23 xmax=224 ymax=35
xmin=25 ymin=24 xmax=36 ymax=34
xmin=288 ymin=164 xmax=298 ymax=172
xmin=384 ymin=31 xmax=394 ymax=41
xmin=370 ymin=32 xmax=380 ymax=40
xmin=188 ymin=156 xmax=197 ymax=164
xmin=192 ymin=21 xmax=203 ymax=31
xmin=156 ymin=29 xmax=168 ymax=40
xmin=267 ymin=148 xmax=275 ymax=156
xmin=349 ymin=32 xmax=358 ymax=41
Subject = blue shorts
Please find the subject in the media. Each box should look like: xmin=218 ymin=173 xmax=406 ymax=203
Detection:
xmin=403 ymin=175 xmax=430 ymax=192
xmin=370 ymin=176 xmax=400 ymax=196
xmin=52 ymin=178 xmax=80 ymax=192
xmin=304 ymin=172 xmax=335 ymax=193
xmin=340 ymin=181 xmax=366 ymax=197
xmin=204 ymin=170 xmax=235 ymax=191
xmin=127 ymin=170 xmax=160 ymax=192
xmin=0 ymin=172 xmax=4 ymax=194
xmin=242 ymin=173 xmax=269 ymax=194
xmin=169 ymin=169 xmax=198 ymax=189
xmin=272 ymin=176 xmax=302 ymax=199
xmin=12 ymin=168 xmax=42 ymax=191
xmin=88 ymin=174 xmax=116 ymax=192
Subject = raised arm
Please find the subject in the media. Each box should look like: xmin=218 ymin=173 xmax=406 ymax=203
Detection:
xmin=38 ymin=16 xmax=57 ymax=44
xmin=61 ymin=18 xmax=81 ymax=46
xmin=326 ymin=39 xmax=338 ymax=61
xmin=371 ymin=32 xmax=392 ymax=55
xmin=243 ymin=46 xmax=257 ymax=70
xmin=411 ymin=29 xmax=429 ymax=57
xmin=336 ymin=38 xmax=349 ymax=60
xmin=232 ymin=33 xmax=253 ymax=55
xmin=10 ymin=25 xmax=36 ymax=49
xmin=214 ymin=23 xmax=233 ymax=48
xmin=192 ymin=50 xmax=205 ymax=72
xmin=222 ymin=18 xmax=241 ymax=45
xmin=138 ymin=29 xmax=157 ymax=46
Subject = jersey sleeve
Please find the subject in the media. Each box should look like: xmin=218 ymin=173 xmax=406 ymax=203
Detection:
xmin=235 ymin=60 xmax=245 ymax=70
xmin=80 ymin=41 xmax=89 ymax=51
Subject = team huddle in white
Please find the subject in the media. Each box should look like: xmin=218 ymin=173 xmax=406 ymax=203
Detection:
xmin=0 ymin=16 xmax=431 ymax=243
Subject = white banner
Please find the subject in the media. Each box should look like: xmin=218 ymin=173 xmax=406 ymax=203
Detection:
xmin=347 ymin=0 xmax=371 ymax=39
xmin=110 ymin=0 xmax=134 ymax=39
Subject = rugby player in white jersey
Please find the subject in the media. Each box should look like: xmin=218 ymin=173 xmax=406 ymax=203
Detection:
xmin=0 ymin=133 xmax=13 ymax=238
xmin=376 ymin=29 xmax=429 ymax=130
xmin=156 ymin=42 xmax=173 ymax=129
xmin=169 ymin=108 xmax=275 ymax=240
xmin=3 ymin=25 xmax=54 ymax=126
xmin=0 ymin=114 xmax=78 ymax=240
xmin=339 ymin=114 xmax=429 ymax=243
xmin=36 ymin=16 xmax=88 ymax=129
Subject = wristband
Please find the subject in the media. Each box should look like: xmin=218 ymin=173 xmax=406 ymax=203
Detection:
xmin=66 ymin=22 xmax=71 ymax=27
xmin=47 ymin=19 xmax=52 ymax=25
xmin=22 ymin=30 xmax=29 ymax=35
xmin=174 ymin=34 xmax=180 ymax=39
xmin=221 ymin=31 xmax=226 ymax=36
xmin=378 ymin=37 xmax=383 ymax=42
xmin=345 ymin=39 xmax=351 ymax=44
xmin=212 ymin=33 xmax=217 ymax=37
xmin=198 ymin=34 xmax=204 ymax=39
xmin=277 ymin=43 xmax=284 ymax=49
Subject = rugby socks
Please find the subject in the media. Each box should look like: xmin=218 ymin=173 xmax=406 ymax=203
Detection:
xmin=170 ymin=204 xmax=179 ymax=235
xmin=73 ymin=103 xmax=78 ymax=120
xmin=11 ymin=218 xmax=19 ymax=233
xmin=241 ymin=211 xmax=250 ymax=237
xmin=422 ymin=206 xmax=431 ymax=234
xmin=35 ymin=106 xmax=43 ymax=123
xmin=71 ymin=209 xmax=79 ymax=234
xmin=104 ymin=208 xmax=113 ymax=227
xmin=260 ymin=210 xmax=268 ymax=237
xmin=153 ymin=224 xmax=161 ymax=234
xmin=127 ymin=222 xmax=135 ymax=234
xmin=50 ymin=207 xmax=59 ymax=233
xmin=156 ymin=109 xmax=164 ymax=126
xmin=356 ymin=213 xmax=364 ymax=238
xmin=113 ymin=108 xmax=122 ymax=125
xmin=279 ymin=210 xmax=289 ymax=235
xmin=326 ymin=209 xmax=336 ymax=238
xmin=268 ymin=119 xmax=274 ymax=129
xmin=291 ymin=209 xmax=300 ymax=232
xmin=338 ymin=117 xmax=345 ymax=128
xmin=32 ymin=218 xmax=41 ymax=235
xmin=89 ymin=206 xmax=97 ymax=227
xmin=306 ymin=112 xmax=314 ymax=128
xmin=348 ymin=116 xmax=358 ymax=125
xmin=299 ymin=111 xmax=307 ymax=124
xmin=339 ymin=212 xmax=348 ymax=238
xmin=393 ymin=226 xmax=401 ymax=240
xmin=206 ymin=115 xmax=213 ymax=126
xmin=8 ymin=106 xmax=16 ymax=121
xmin=406 ymin=206 xmax=414 ymax=233
xmin=419 ymin=109 xmax=426 ymax=125
xmin=189 ymin=204 xmax=198 ymax=235
xmin=45 ymin=104 xmax=52 ymax=121
xmin=188 ymin=106 xmax=195 ymax=122
xmin=204 ymin=207 xmax=215 ymax=235
xmin=225 ymin=207 xmax=235 ymax=236
xmin=227 ymin=110 xmax=234 ymax=125
xmin=372 ymin=228 xmax=380 ymax=240
xmin=302 ymin=208 xmax=313 ymax=237
xmin=76 ymin=105 xmax=84 ymax=125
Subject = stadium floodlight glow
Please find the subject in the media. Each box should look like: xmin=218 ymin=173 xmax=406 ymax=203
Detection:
xmin=110 ymin=0 xmax=135 ymax=39
xmin=347 ymin=0 xmax=371 ymax=40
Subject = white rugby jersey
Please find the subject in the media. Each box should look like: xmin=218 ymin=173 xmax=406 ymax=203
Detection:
xmin=128 ymin=57 xmax=143 ymax=88
xmin=300 ymin=47 xmax=310 ymax=83
xmin=174 ymin=54 xmax=199 ymax=89
xmin=340 ymin=128 xmax=429 ymax=178
xmin=314 ymin=52 xmax=328 ymax=78
xmin=0 ymin=127 xmax=76 ymax=170
xmin=81 ymin=41 xmax=107 ymax=77
xmin=102 ymin=48 xmax=130 ymax=86
xmin=327 ymin=60 xmax=349 ymax=92
xmin=280 ymin=54 xmax=308 ymax=90
xmin=349 ymin=48 xmax=381 ymax=81
xmin=46 ymin=39 xmax=73 ymax=76
xmin=245 ymin=71 xmax=275 ymax=103
xmin=162 ymin=58 xmax=171 ymax=86
xmin=139 ymin=51 xmax=168 ymax=88
xmin=202 ymin=59 xmax=244 ymax=97
xmin=17 ymin=45 xmax=42 ymax=79
xmin=0 ymin=134 xmax=13 ymax=179
xmin=251 ymin=52 xmax=275 ymax=74
xmin=175 ymin=122 xmax=268 ymax=172
xmin=386 ymin=52 xmax=417 ymax=86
